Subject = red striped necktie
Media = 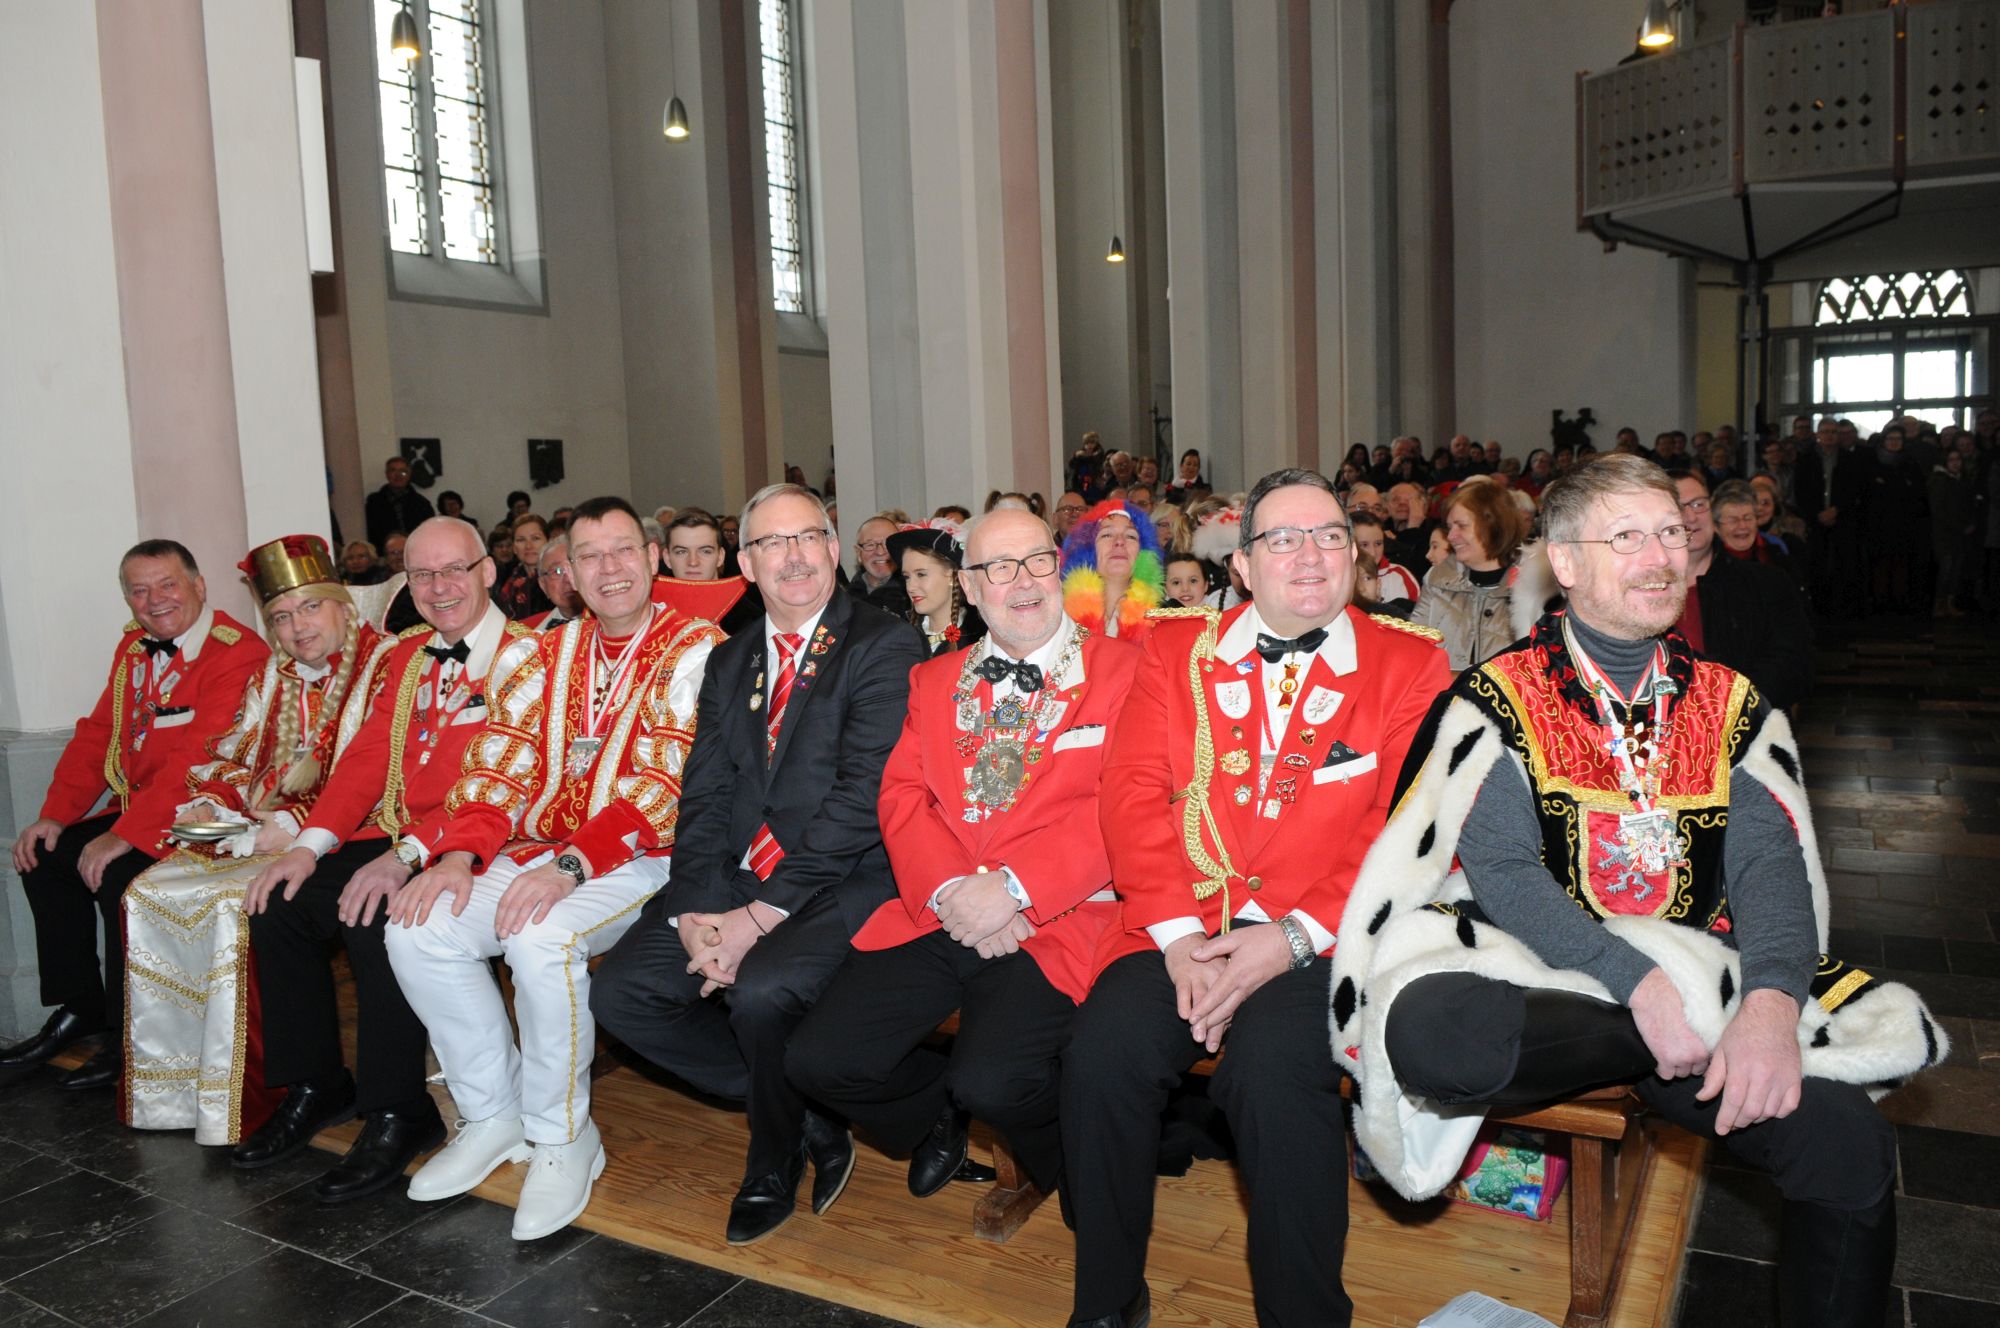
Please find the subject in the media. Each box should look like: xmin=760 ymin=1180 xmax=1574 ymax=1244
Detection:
xmin=747 ymin=631 xmax=805 ymax=881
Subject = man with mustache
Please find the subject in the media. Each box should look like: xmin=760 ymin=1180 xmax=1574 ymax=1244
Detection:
xmin=7 ymin=540 xmax=268 ymax=1090
xmin=383 ymin=496 xmax=721 ymax=1240
xmin=786 ymin=508 xmax=1140 ymax=1208
xmin=1062 ymin=469 xmax=1452 ymax=1328
xmin=1336 ymin=456 xmax=1938 ymax=1328
xmin=241 ymin=516 xmax=527 ymax=1199
xmin=591 ymin=483 xmax=925 ymax=1246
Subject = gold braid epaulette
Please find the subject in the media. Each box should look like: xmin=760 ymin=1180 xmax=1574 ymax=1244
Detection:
xmin=376 ymin=645 xmax=431 ymax=838
xmin=1368 ymin=612 xmax=1444 ymax=643
xmin=105 ymin=643 xmax=139 ymax=809
xmin=1151 ymin=604 xmax=1242 ymax=930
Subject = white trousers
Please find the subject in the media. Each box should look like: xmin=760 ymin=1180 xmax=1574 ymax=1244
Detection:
xmin=383 ymin=850 xmax=662 ymax=1144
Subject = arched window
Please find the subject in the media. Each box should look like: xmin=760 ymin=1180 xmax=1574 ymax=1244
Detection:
xmin=760 ymin=0 xmax=810 ymax=316
xmin=1816 ymin=270 xmax=1972 ymax=324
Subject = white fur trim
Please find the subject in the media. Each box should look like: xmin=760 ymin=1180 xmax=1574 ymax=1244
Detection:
xmin=1509 ymin=541 xmax=1560 ymax=641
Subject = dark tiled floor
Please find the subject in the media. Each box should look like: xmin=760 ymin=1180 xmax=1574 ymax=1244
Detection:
xmin=0 ymin=1072 xmax=904 ymax=1327
xmin=1675 ymin=613 xmax=2000 ymax=1327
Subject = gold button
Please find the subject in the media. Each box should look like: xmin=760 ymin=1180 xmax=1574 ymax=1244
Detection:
xmin=1246 ymin=875 xmax=1262 ymax=891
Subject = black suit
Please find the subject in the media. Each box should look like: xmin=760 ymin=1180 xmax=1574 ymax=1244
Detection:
xmin=362 ymin=484 xmax=434 ymax=551
xmin=591 ymin=590 xmax=925 ymax=1177
xmin=1794 ymin=445 xmax=1869 ymax=614
xmin=1694 ymin=551 xmax=1815 ymax=711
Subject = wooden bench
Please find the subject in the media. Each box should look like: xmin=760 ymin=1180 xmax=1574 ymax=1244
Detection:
xmin=937 ymin=1014 xmax=1655 ymax=1328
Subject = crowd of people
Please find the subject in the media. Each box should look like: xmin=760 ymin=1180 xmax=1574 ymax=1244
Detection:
xmin=0 ymin=431 xmax=1958 ymax=1328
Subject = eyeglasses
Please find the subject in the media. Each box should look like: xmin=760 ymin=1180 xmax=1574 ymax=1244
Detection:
xmin=1247 ymin=523 xmax=1352 ymax=555
xmin=965 ymin=550 xmax=1060 ymax=584
xmin=743 ymin=528 xmax=831 ymax=556
xmin=855 ymin=539 xmax=889 ymax=553
xmin=572 ymin=543 xmax=649 ymax=573
xmin=406 ymin=555 xmax=490 ymax=587
xmin=539 ymin=563 xmax=572 ymax=580
xmin=267 ymin=597 xmax=334 ymax=630
xmin=1561 ymin=525 xmax=1692 ymax=555
xmin=1678 ymin=497 xmax=1711 ymax=513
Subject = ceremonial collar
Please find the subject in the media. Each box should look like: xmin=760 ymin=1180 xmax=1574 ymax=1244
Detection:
xmin=1216 ymin=603 xmax=1356 ymax=676
xmin=1527 ymin=610 xmax=1696 ymax=714
xmin=165 ymin=604 xmax=217 ymax=663
xmin=979 ymin=614 xmax=1086 ymax=691
xmin=427 ymin=601 xmax=508 ymax=679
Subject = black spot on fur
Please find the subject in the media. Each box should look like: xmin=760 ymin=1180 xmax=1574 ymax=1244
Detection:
xmin=1447 ymin=727 xmax=1484 ymax=775
xmin=1456 ymin=914 xmax=1477 ymax=948
xmin=1368 ymin=901 xmax=1393 ymax=936
xmin=1768 ymin=744 xmax=1799 ymax=783
xmin=1719 ymin=968 xmax=1736 ymax=1008
xmin=1359 ymin=992 xmax=1368 ymax=1008
xmin=1921 ymin=1015 xmax=1939 ymax=1066
xmin=1417 ymin=824 xmax=1437 ymax=858
xmin=1811 ymin=1026 xmax=1830 ymax=1049
xmin=1333 ymin=977 xmax=1357 ymax=1030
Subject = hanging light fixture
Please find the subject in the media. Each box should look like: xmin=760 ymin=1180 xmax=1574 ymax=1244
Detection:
xmin=1104 ymin=1 xmax=1125 ymax=267
xmin=663 ymin=96 xmax=691 ymax=140
xmin=1637 ymin=0 xmax=1674 ymax=50
xmin=390 ymin=3 xmax=423 ymax=63
xmin=663 ymin=1 xmax=692 ymax=142
xmin=1106 ymin=235 xmax=1125 ymax=263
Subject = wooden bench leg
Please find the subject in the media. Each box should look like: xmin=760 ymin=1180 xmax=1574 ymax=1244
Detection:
xmin=972 ymin=1136 xmax=1049 ymax=1244
xmin=1562 ymin=1115 xmax=1656 ymax=1328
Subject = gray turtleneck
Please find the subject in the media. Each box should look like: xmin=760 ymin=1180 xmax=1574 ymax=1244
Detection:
xmin=1453 ymin=613 xmax=1816 ymax=1008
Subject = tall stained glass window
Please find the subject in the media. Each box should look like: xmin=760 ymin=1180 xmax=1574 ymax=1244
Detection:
xmin=760 ymin=0 xmax=807 ymax=314
xmin=377 ymin=0 xmax=500 ymax=265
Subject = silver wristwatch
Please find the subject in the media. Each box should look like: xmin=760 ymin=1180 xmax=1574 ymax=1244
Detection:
xmin=553 ymin=852 xmax=588 ymax=887
xmin=392 ymin=839 xmax=424 ymax=872
xmin=1277 ymin=915 xmax=1315 ymax=970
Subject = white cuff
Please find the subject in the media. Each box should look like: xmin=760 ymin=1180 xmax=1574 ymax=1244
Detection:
xmin=752 ymin=899 xmax=791 ymax=921
xmin=1146 ymin=917 xmax=1207 ymax=951
xmin=398 ymin=835 xmax=430 ymax=868
xmin=1287 ymin=908 xmax=1337 ymax=956
xmin=294 ymin=827 xmax=341 ymax=860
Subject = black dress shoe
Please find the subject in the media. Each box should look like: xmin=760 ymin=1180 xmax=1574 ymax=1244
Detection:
xmin=725 ymin=1148 xmax=806 ymax=1246
xmin=0 ymin=1007 xmax=106 ymax=1068
xmin=231 ymin=1072 xmax=357 ymax=1169
xmin=952 ymin=1156 xmax=998 ymax=1184
xmin=907 ymin=1105 xmax=969 ymax=1199
xmin=1067 ymin=1285 xmax=1150 ymax=1328
xmin=312 ymin=1103 xmax=447 ymax=1203
xmin=802 ymin=1110 xmax=855 ymax=1216
xmin=57 ymin=1047 xmax=120 ymax=1091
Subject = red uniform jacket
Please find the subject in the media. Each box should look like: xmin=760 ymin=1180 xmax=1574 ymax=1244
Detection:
xmin=1094 ymin=604 xmax=1450 ymax=972
xmin=855 ymin=630 xmax=1142 ymax=1003
xmin=40 ymin=607 xmax=270 ymax=854
xmin=298 ymin=611 xmax=530 ymax=851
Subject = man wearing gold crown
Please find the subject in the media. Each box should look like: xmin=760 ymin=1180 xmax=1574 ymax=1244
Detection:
xmin=1061 ymin=469 xmax=1451 ymax=1328
xmin=386 ymin=496 xmax=721 ymax=1241
xmin=122 ymin=535 xmax=396 ymax=1145
xmin=6 ymin=541 xmax=268 ymax=1092
xmin=238 ymin=514 xmax=524 ymax=1200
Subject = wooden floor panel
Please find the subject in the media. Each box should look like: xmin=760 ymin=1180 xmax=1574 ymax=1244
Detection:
xmin=312 ymin=1055 xmax=1704 ymax=1328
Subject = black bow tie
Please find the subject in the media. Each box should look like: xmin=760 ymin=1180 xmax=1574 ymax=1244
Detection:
xmin=140 ymin=637 xmax=179 ymax=659
xmin=424 ymin=640 xmax=471 ymax=666
xmin=1256 ymin=629 xmax=1327 ymax=664
xmin=974 ymin=655 xmax=1044 ymax=693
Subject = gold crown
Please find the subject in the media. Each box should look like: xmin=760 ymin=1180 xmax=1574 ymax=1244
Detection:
xmin=240 ymin=535 xmax=338 ymax=604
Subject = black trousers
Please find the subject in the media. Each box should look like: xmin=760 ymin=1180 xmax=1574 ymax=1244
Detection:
xmin=1387 ymin=972 xmax=1896 ymax=1211
xmin=1061 ymin=951 xmax=1351 ymax=1328
xmin=19 ymin=813 xmax=157 ymax=1029
xmin=591 ymin=883 xmax=852 ymax=1179
xmin=244 ymin=839 xmax=430 ymax=1115
xmin=786 ymin=931 xmax=1076 ymax=1192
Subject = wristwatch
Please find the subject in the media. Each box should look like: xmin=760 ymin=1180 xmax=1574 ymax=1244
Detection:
xmin=1277 ymin=915 xmax=1316 ymax=971
xmin=392 ymin=839 xmax=424 ymax=872
xmin=553 ymin=853 xmax=588 ymax=887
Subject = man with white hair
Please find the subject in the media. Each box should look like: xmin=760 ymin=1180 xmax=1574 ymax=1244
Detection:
xmin=531 ymin=533 xmax=582 ymax=631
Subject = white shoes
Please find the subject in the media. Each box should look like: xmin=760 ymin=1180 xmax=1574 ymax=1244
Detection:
xmin=406 ymin=1116 xmax=532 ymax=1202
xmin=511 ymin=1119 xmax=606 ymax=1241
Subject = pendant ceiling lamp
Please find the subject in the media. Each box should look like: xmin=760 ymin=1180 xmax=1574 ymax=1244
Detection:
xmin=390 ymin=4 xmax=422 ymax=63
xmin=1638 ymin=0 xmax=1675 ymax=50
xmin=664 ymin=1 xmax=692 ymax=141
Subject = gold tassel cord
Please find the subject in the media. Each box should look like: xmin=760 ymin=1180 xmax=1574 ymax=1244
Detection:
xmin=1152 ymin=605 xmax=1239 ymax=931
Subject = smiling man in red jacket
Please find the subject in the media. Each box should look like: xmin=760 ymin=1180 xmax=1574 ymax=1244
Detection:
xmin=6 ymin=540 xmax=267 ymax=1090
xmin=787 ymin=508 xmax=1141 ymax=1203
xmin=1060 ymin=470 xmax=1451 ymax=1328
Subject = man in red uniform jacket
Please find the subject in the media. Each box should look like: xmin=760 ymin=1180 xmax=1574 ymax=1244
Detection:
xmin=6 ymin=540 xmax=268 ymax=1089
xmin=1061 ymin=470 xmax=1451 ymax=1328
xmin=788 ymin=508 xmax=1141 ymax=1200
xmin=238 ymin=516 xmax=525 ymax=1199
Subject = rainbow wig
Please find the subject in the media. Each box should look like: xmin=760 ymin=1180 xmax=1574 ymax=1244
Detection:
xmin=1060 ymin=498 xmax=1166 ymax=640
